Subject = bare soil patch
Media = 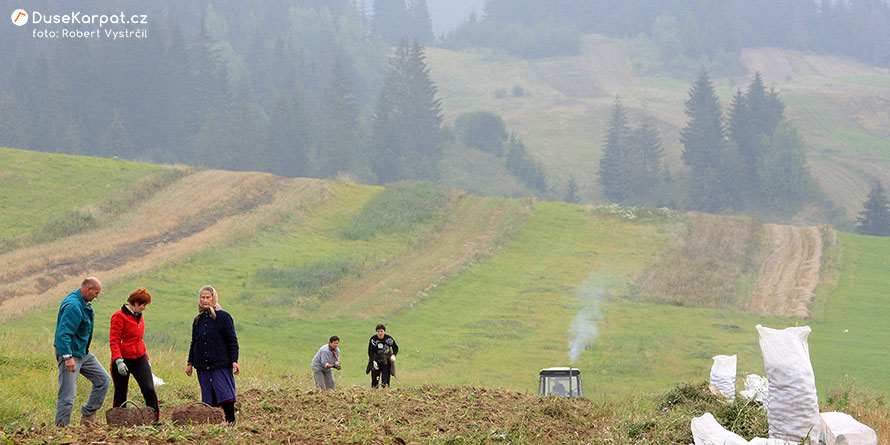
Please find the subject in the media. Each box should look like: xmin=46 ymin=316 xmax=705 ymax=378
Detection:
xmin=3 ymin=386 xmax=610 ymax=444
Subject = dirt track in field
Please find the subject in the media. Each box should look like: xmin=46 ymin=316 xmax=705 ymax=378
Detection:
xmin=0 ymin=171 xmax=330 ymax=320
xmin=746 ymin=224 xmax=823 ymax=317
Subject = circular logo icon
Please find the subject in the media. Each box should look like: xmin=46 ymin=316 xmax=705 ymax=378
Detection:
xmin=11 ymin=9 xmax=28 ymax=26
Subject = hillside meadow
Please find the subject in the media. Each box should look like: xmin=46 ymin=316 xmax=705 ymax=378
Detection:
xmin=1 ymin=147 xmax=889 ymax=442
xmin=427 ymin=37 xmax=890 ymax=222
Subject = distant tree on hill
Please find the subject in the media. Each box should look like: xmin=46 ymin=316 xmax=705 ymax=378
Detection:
xmin=599 ymin=97 xmax=632 ymax=202
xmin=629 ymin=113 xmax=668 ymax=202
xmin=565 ymin=175 xmax=581 ymax=204
xmin=101 ymin=110 xmax=135 ymax=158
xmin=372 ymin=0 xmax=411 ymax=45
xmin=727 ymin=73 xmax=785 ymax=192
xmin=370 ymin=38 xmax=443 ymax=183
xmin=598 ymin=98 xmax=668 ymax=205
xmin=505 ymin=133 xmax=547 ymax=193
xmin=408 ymin=0 xmax=435 ymax=45
xmin=758 ymin=123 xmax=812 ymax=210
xmin=187 ymin=18 xmax=229 ymax=138
xmin=856 ymin=182 xmax=890 ymax=236
xmin=316 ymin=57 xmax=367 ymax=180
xmin=680 ymin=70 xmax=733 ymax=212
xmin=266 ymin=93 xmax=311 ymax=178
xmin=725 ymin=72 xmax=814 ymax=213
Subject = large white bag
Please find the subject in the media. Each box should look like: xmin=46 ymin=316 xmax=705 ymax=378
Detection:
xmin=710 ymin=354 xmax=737 ymax=401
xmin=756 ymin=325 xmax=821 ymax=442
xmin=690 ymin=412 xmax=749 ymax=445
xmin=820 ymin=412 xmax=877 ymax=445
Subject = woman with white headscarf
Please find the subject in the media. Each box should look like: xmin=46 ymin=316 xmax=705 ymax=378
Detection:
xmin=185 ymin=285 xmax=239 ymax=424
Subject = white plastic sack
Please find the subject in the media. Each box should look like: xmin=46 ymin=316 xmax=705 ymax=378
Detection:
xmin=710 ymin=354 xmax=737 ymax=401
xmin=820 ymin=412 xmax=877 ymax=445
xmin=739 ymin=374 xmax=769 ymax=407
xmin=756 ymin=325 xmax=821 ymax=442
xmin=152 ymin=373 xmax=166 ymax=386
xmin=690 ymin=413 xmax=749 ymax=445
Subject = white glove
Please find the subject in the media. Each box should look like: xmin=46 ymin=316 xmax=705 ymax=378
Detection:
xmin=372 ymin=361 xmax=379 ymax=370
xmin=390 ymin=355 xmax=396 ymax=363
xmin=115 ymin=358 xmax=129 ymax=376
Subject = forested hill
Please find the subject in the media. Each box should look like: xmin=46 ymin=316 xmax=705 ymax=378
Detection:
xmin=2 ymin=1 xmax=890 ymax=230
xmin=447 ymin=0 xmax=890 ymax=70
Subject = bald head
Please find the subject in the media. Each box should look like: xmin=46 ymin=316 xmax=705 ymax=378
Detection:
xmin=80 ymin=277 xmax=103 ymax=302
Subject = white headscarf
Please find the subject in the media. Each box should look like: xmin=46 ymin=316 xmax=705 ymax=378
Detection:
xmin=195 ymin=285 xmax=222 ymax=322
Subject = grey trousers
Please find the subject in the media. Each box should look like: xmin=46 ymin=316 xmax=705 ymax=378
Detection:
xmin=313 ymin=370 xmax=335 ymax=390
xmin=55 ymin=352 xmax=111 ymax=426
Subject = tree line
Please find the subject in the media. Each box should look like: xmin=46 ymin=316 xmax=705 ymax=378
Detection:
xmin=0 ymin=1 xmax=549 ymax=194
xmin=446 ymin=0 xmax=890 ymax=73
xmin=598 ymin=72 xmax=814 ymax=215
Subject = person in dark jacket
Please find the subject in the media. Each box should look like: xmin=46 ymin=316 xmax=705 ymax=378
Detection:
xmin=109 ymin=287 xmax=159 ymax=420
xmin=367 ymin=324 xmax=398 ymax=388
xmin=54 ymin=277 xmax=111 ymax=426
xmin=185 ymin=285 xmax=239 ymax=424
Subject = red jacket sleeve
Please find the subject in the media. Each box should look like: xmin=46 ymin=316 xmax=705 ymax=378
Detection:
xmin=109 ymin=311 xmax=124 ymax=361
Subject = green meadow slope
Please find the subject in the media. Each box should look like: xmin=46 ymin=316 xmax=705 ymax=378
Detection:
xmin=428 ymin=36 xmax=890 ymax=222
xmin=1 ymin=147 xmax=889 ymax=438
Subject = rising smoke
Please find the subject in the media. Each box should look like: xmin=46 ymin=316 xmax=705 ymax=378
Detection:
xmin=568 ymin=273 xmax=605 ymax=364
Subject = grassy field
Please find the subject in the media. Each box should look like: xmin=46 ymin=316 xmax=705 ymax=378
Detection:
xmin=2 ymin=145 xmax=890 ymax=440
xmin=808 ymin=232 xmax=890 ymax=393
xmin=0 ymin=147 xmax=167 ymax=239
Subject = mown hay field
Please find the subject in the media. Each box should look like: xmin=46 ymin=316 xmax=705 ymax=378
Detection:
xmin=1 ymin=148 xmax=889 ymax=441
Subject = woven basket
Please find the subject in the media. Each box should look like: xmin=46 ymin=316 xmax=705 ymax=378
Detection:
xmin=105 ymin=400 xmax=157 ymax=426
xmin=171 ymin=402 xmax=225 ymax=425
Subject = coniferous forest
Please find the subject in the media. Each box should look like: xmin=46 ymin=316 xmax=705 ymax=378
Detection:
xmin=1 ymin=0 xmax=888 ymax=225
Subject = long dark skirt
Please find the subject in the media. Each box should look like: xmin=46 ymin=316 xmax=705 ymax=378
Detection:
xmin=196 ymin=368 xmax=236 ymax=404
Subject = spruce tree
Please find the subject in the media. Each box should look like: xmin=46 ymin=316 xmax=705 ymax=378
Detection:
xmin=599 ymin=97 xmax=631 ymax=202
xmin=680 ymin=70 xmax=732 ymax=212
xmin=505 ymin=134 xmax=547 ymax=193
xmin=370 ymin=38 xmax=443 ymax=183
xmin=316 ymin=58 xmax=365 ymax=179
xmin=758 ymin=123 xmax=811 ymax=211
xmin=187 ymin=17 xmax=229 ymax=140
xmin=856 ymin=182 xmax=890 ymax=236
xmin=101 ymin=110 xmax=135 ymax=158
xmin=408 ymin=0 xmax=435 ymax=44
xmin=565 ymin=175 xmax=582 ymax=204
xmin=630 ymin=113 xmax=667 ymax=202
xmin=372 ymin=0 xmax=410 ymax=45
xmin=267 ymin=93 xmax=310 ymax=178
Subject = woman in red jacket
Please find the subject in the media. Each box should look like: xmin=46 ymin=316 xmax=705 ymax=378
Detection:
xmin=109 ymin=287 xmax=159 ymax=419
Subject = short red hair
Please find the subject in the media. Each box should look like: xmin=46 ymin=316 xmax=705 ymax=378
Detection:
xmin=128 ymin=287 xmax=152 ymax=305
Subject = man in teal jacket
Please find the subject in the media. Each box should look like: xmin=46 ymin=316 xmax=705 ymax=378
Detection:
xmin=54 ymin=277 xmax=110 ymax=426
